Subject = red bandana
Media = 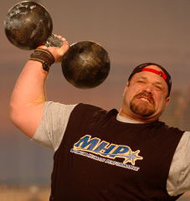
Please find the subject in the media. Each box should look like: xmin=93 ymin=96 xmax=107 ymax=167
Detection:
xmin=142 ymin=68 xmax=167 ymax=80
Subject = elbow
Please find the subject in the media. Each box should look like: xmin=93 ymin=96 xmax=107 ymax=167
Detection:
xmin=9 ymin=101 xmax=44 ymax=138
xmin=9 ymin=102 xmax=24 ymax=128
xmin=9 ymin=100 xmax=29 ymax=132
xmin=9 ymin=104 xmax=32 ymax=137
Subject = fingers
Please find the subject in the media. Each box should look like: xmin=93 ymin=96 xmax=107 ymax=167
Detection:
xmin=53 ymin=34 xmax=69 ymax=46
xmin=37 ymin=45 xmax=48 ymax=50
xmin=36 ymin=34 xmax=69 ymax=63
xmin=54 ymin=34 xmax=65 ymax=41
xmin=38 ymin=35 xmax=69 ymax=49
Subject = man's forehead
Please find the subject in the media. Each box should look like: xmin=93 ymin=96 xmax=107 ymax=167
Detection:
xmin=133 ymin=71 xmax=164 ymax=81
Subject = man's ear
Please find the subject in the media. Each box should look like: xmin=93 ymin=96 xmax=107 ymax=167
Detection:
xmin=123 ymin=81 xmax=130 ymax=96
xmin=126 ymin=81 xmax=130 ymax=86
xmin=165 ymin=96 xmax=170 ymax=107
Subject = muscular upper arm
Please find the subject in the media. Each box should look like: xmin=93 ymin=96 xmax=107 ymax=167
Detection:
xmin=10 ymin=40 xmax=69 ymax=139
xmin=9 ymin=61 xmax=48 ymax=138
xmin=10 ymin=100 xmax=45 ymax=138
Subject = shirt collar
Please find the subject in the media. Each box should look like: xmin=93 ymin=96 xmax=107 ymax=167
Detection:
xmin=116 ymin=113 xmax=143 ymax=124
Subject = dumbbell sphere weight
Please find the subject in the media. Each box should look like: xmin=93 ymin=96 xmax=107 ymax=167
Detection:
xmin=4 ymin=1 xmax=53 ymax=50
xmin=4 ymin=1 xmax=111 ymax=89
xmin=61 ymin=41 xmax=110 ymax=89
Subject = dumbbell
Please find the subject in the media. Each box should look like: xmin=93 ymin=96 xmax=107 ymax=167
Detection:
xmin=4 ymin=1 xmax=110 ymax=88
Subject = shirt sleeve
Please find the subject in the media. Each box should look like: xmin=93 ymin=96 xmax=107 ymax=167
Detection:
xmin=32 ymin=101 xmax=77 ymax=151
xmin=167 ymin=131 xmax=190 ymax=196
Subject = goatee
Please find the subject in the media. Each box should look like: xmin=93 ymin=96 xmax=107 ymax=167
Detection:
xmin=130 ymin=91 xmax=155 ymax=117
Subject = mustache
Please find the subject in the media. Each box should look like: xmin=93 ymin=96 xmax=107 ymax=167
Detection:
xmin=133 ymin=91 xmax=155 ymax=105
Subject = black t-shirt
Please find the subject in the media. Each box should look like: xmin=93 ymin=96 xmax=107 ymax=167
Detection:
xmin=50 ymin=103 xmax=184 ymax=201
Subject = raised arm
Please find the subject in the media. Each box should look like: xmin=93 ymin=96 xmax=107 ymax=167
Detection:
xmin=10 ymin=36 xmax=69 ymax=138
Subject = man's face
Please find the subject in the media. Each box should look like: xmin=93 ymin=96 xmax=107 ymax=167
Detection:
xmin=121 ymin=65 xmax=170 ymax=122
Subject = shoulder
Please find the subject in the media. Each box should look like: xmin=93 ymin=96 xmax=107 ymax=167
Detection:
xmin=73 ymin=103 xmax=105 ymax=112
xmin=71 ymin=103 xmax=108 ymax=117
xmin=69 ymin=103 xmax=118 ymax=127
xmin=168 ymin=131 xmax=190 ymax=195
xmin=153 ymin=121 xmax=184 ymax=135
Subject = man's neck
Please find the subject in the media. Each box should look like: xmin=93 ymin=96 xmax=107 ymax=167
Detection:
xmin=116 ymin=113 xmax=143 ymax=124
xmin=118 ymin=109 xmax=159 ymax=123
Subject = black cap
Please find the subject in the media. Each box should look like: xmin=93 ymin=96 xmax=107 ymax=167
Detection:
xmin=128 ymin=63 xmax=172 ymax=97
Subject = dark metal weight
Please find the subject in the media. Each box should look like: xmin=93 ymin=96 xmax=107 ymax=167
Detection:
xmin=4 ymin=1 xmax=54 ymax=50
xmin=61 ymin=41 xmax=110 ymax=89
xmin=4 ymin=1 xmax=111 ymax=88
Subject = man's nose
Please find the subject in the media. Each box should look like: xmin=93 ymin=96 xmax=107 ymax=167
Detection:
xmin=144 ymin=84 xmax=153 ymax=92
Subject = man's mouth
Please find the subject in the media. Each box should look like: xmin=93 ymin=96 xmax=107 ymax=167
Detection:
xmin=135 ymin=92 xmax=155 ymax=105
xmin=139 ymin=97 xmax=150 ymax=103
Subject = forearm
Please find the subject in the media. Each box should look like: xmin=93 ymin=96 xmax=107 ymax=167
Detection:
xmin=10 ymin=60 xmax=48 ymax=137
xmin=10 ymin=36 xmax=69 ymax=138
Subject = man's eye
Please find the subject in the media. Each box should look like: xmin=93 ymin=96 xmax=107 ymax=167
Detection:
xmin=137 ymin=80 xmax=145 ymax=83
xmin=155 ymin=85 xmax=163 ymax=91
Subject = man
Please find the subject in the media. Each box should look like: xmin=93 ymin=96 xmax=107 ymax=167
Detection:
xmin=10 ymin=36 xmax=190 ymax=201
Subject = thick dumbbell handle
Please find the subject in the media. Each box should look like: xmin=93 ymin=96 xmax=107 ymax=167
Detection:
xmin=45 ymin=34 xmax=63 ymax=47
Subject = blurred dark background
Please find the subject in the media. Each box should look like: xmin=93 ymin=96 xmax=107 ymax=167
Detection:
xmin=1 ymin=0 xmax=190 ymax=200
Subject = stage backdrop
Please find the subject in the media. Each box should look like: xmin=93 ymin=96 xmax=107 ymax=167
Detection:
xmin=0 ymin=0 xmax=190 ymax=200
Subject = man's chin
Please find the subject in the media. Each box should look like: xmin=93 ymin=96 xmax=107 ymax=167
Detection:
xmin=130 ymin=103 xmax=155 ymax=118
